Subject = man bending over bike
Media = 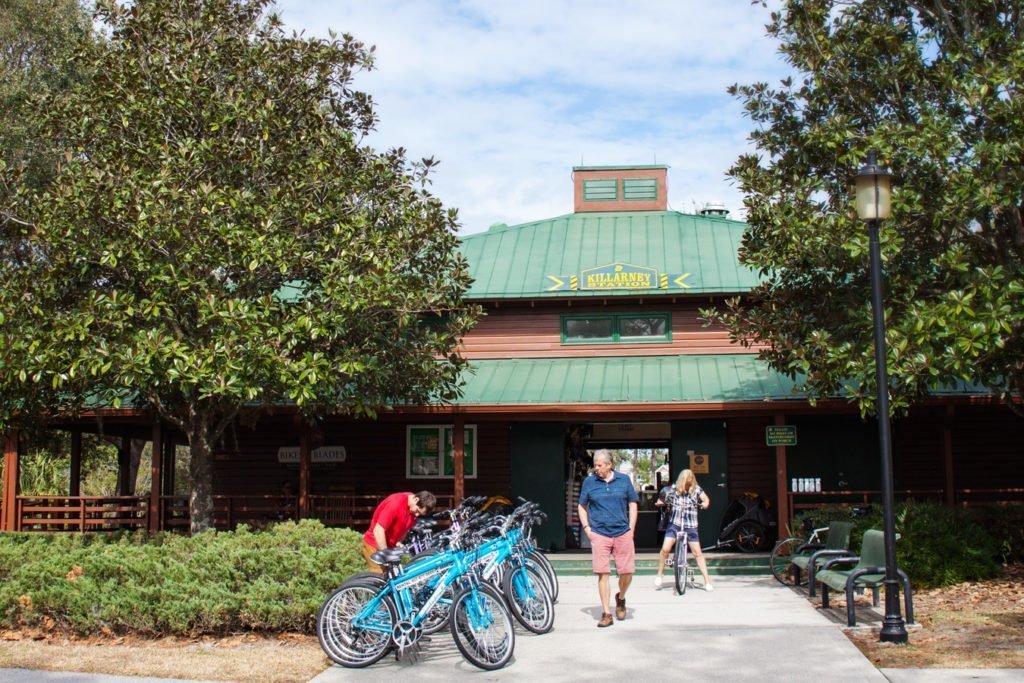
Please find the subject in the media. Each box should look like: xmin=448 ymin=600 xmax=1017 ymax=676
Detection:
xmin=362 ymin=490 xmax=436 ymax=573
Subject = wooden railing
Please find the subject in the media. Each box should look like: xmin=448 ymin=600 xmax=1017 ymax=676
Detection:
xmin=785 ymin=487 xmax=1024 ymax=523
xmin=307 ymin=494 xmax=455 ymax=530
xmin=955 ymin=488 xmax=1024 ymax=507
xmin=212 ymin=495 xmax=296 ymax=530
xmin=17 ymin=495 xmax=149 ymax=532
xmin=12 ymin=493 xmax=456 ymax=533
xmin=785 ymin=488 xmax=945 ymax=523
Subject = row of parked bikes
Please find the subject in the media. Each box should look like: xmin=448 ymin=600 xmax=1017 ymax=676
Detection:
xmin=315 ymin=496 xmax=558 ymax=671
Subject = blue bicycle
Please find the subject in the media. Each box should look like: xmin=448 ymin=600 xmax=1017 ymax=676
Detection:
xmin=471 ymin=505 xmax=554 ymax=633
xmin=317 ymin=514 xmax=516 ymax=670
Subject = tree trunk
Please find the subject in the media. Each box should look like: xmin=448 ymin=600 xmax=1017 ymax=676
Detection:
xmin=186 ymin=426 xmax=215 ymax=533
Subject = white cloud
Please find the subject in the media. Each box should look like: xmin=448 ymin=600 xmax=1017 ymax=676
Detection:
xmin=272 ymin=0 xmax=790 ymax=232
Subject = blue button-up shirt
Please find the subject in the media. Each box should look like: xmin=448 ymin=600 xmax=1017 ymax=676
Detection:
xmin=579 ymin=471 xmax=638 ymax=537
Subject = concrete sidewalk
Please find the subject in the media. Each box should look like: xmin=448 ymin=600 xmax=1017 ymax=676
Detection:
xmin=5 ymin=574 xmax=1022 ymax=682
xmin=312 ymin=573 xmax=885 ymax=682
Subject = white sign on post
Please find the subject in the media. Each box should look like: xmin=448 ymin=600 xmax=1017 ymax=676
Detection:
xmin=276 ymin=446 xmax=347 ymax=464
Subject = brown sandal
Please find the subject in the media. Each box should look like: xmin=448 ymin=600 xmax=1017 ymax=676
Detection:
xmin=597 ymin=612 xmax=614 ymax=627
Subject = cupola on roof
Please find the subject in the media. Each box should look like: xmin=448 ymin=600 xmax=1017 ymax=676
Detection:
xmin=573 ymin=165 xmax=668 ymax=213
xmin=459 ymin=162 xmax=757 ymax=300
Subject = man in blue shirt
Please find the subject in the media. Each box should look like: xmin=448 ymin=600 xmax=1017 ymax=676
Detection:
xmin=578 ymin=449 xmax=638 ymax=627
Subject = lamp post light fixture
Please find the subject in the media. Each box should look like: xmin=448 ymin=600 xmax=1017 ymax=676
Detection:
xmin=855 ymin=150 xmax=909 ymax=644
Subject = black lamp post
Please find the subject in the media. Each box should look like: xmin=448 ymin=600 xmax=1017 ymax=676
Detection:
xmin=854 ymin=150 xmax=909 ymax=643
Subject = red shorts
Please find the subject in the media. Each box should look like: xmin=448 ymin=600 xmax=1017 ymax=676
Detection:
xmin=590 ymin=529 xmax=635 ymax=574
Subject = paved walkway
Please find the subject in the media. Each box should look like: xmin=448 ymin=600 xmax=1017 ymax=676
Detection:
xmin=312 ymin=574 xmax=883 ymax=682
xmin=4 ymin=574 xmax=1022 ymax=682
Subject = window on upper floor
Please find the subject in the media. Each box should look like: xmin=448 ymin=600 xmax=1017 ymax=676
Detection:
xmin=561 ymin=312 xmax=671 ymax=343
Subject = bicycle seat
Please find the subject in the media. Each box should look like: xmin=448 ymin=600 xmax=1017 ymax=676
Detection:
xmin=370 ymin=547 xmax=406 ymax=565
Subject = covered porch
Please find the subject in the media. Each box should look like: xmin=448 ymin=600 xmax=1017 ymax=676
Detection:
xmin=0 ymin=415 xmax=466 ymax=534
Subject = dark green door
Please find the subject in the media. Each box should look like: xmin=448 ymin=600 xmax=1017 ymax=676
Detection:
xmin=671 ymin=419 xmax=729 ymax=548
xmin=510 ymin=422 xmax=567 ymax=551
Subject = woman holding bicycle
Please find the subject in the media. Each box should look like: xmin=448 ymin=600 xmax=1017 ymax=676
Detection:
xmin=654 ymin=469 xmax=714 ymax=591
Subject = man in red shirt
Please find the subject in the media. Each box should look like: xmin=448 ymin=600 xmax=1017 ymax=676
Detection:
xmin=362 ymin=490 xmax=437 ymax=572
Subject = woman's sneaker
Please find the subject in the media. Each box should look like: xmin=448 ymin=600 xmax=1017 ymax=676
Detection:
xmin=704 ymin=583 xmax=715 ymax=592
xmin=654 ymin=575 xmax=663 ymax=589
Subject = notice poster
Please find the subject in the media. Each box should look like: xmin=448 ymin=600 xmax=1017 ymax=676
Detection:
xmin=689 ymin=452 xmax=710 ymax=474
xmin=408 ymin=427 xmax=440 ymax=476
xmin=442 ymin=427 xmax=476 ymax=477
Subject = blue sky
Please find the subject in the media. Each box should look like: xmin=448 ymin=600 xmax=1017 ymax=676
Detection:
xmin=273 ymin=0 xmax=790 ymax=234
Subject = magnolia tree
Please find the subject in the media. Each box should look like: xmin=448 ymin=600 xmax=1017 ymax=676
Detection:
xmin=0 ymin=0 xmax=478 ymax=531
xmin=712 ymin=0 xmax=1024 ymax=416
xmin=0 ymin=0 xmax=92 ymax=190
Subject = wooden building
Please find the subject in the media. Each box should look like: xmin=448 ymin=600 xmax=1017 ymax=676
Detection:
xmin=2 ymin=164 xmax=1022 ymax=547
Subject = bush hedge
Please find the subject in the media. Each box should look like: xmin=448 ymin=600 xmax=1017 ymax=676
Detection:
xmin=0 ymin=520 xmax=364 ymax=636
xmin=794 ymin=502 xmax=1015 ymax=588
xmin=969 ymin=504 xmax=1024 ymax=565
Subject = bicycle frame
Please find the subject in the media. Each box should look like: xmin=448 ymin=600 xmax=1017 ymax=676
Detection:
xmin=476 ymin=527 xmax=525 ymax=583
xmin=351 ymin=539 xmax=489 ymax=638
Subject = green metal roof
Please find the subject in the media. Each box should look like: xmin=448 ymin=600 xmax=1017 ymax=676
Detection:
xmin=456 ymin=354 xmax=803 ymax=405
xmin=459 ymin=211 xmax=760 ymax=299
xmin=454 ymin=355 xmax=998 ymax=406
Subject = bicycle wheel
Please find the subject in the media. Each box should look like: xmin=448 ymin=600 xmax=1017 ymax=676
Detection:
xmin=449 ymin=583 xmax=516 ymax=670
xmin=316 ymin=580 xmax=396 ymax=668
xmin=527 ymin=549 xmax=559 ymax=604
xmin=734 ymin=520 xmax=767 ymax=553
xmin=501 ymin=564 xmax=554 ymax=634
xmin=674 ymin=539 xmax=688 ymax=595
xmin=770 ymin=536 xmax=805 ymax=585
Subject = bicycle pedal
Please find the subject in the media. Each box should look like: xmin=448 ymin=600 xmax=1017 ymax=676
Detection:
xmin=395 ymin=642 xmax=422 ymax=664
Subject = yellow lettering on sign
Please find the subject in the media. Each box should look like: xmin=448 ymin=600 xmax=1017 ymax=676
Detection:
xmin=584 ymin=272 xmax=653 ymax=289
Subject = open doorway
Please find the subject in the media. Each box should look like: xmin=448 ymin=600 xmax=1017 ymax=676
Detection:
xmin=596 ymin=446 xmax=670 ymax=549
xmin=565 ymin=422 xmax=671 ymax=550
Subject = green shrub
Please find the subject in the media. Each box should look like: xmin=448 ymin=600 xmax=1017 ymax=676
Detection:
xmin=0 ymin=520 xmax=364 ymax=636
xmin=796 ymin=501 xmax=1004 ymax=589
xmin=968 ymin=505 xmax=1024 ymax=564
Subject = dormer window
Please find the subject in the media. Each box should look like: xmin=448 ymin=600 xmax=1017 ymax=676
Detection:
xmin=623 ymin=178 xmax=658 ymax=201
xmin=583 ymin=179 xmax=618 ymax=202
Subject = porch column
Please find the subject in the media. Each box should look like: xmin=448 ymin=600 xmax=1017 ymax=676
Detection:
xmin=162 ymin=437 xmax=176 ymax=498
xmin=774 ymin=413 xmax=789 ymax=535
xmin=943 ymin=405 xmax=955 ymax=506
xmin=149 ymin=421 xmax=163 ymax=532
xmin=116 ymin=438 xmax=131 ymax=495
xmin=452 ymin=416 xmax=465 ymax=505
xmin=69 ymin=431 xmax=82 ymax=497
xmin=298 ymin=430 xmax=311 ymax=519
xmin=2 ymin=431 xmax=20 ymax=531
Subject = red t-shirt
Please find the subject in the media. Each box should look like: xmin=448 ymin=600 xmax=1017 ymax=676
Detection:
xmin=362 ymin=492 xmax=416 ymax=549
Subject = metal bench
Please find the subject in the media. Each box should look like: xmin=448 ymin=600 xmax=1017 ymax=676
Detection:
xmin=790 ymin=520 xmax=855 ymax=597
xmin=815 ymin=529 xmax=915 ymax=627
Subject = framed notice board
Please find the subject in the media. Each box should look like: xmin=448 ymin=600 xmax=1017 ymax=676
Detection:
xmin=407 ymin=425 xmax=477 ymax=479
